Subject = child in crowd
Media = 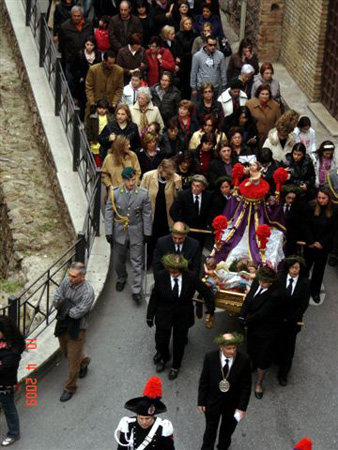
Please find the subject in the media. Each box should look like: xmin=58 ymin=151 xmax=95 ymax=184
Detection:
xmin=85 ymin=100 xmax=110 ymax=167
xmin=294 ymin=116 xmax=316 ymax=155
xmin=121 ymin=72 xmax=142 ymax=106
xmin=313 ymin=140 xmax=337 ymax=187
xmin=94 ymin=16 xmax=110 ymax=56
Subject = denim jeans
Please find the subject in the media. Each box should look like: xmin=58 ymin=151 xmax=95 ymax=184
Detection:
xmin=0 ymin=392 xmax=20 ymax=438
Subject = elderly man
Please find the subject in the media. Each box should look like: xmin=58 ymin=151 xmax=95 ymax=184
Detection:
xmin=190 ymin=35 xmax=227 ymax=98
xmin=114 ymin=377 xmax=175 ymax=448
xmin=153 ymin=221 xmax=201 ymax=276
xmin=58 ymin=6 xmax=93 ymax=84
xmin=85 ymin=50 xmax=124 ymax=118
xmin=53 ymin=262 xmax=95 ymax=402
xmin=105 ymin=167 xmax=152 ymax=304
xmin=198 ymin=332 xmax=252 ymax=450
xmin=109 ymin=0 xmax=143 ymax=53
xmin=147 ymin=254 xmax=214 ymax=380
xmin=169 ymin=174 xmax=213 ymax=246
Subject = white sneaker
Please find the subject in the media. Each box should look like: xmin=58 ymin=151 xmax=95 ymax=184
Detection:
xmin=1 ymin=437 xmax=20 ymax=447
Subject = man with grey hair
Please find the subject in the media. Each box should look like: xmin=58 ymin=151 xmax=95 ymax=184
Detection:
xmin=53 ymin=262 xmax=95 ymax=402
xmin=59 ymin=5 xmax=93 ymax=80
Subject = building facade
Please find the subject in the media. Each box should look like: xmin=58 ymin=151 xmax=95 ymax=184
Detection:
xmin=225 ymin=0 xmax=338 ymax=119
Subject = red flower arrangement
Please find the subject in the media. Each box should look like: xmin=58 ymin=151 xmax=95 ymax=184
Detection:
xmin=256 ymin=224 xmax=271 ymax=250
xmin=273 ymin=167 xmax=289 ymax=193
xmin=143 ymin=376 xmax=162 ymax=399
xmin=232 ymin=163 xmax=245 ymax=187
xmin=212 ymin=215 xmax=228 ymax=241
xmin=239 ymin=178 xmax=270 ymax=198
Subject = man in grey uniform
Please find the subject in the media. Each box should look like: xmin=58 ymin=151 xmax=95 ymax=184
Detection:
xmin=105 ymin=167 xmax=152 ymax=303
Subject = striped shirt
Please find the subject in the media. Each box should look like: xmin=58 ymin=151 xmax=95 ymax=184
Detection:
xmin=53 ymin=278 xmax=95 ymax=329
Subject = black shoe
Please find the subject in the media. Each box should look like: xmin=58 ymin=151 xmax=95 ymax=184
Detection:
xmin=79 ymin=362 xmax=90 ymax=379
xmin=153 ymin=352 xmax=162 ymax=364
xmin=254 ymin=390 xmax=263 ymax=399
xmin=60 ymin=391 xmax=73 ymax=402
xmin=132 ymin=293 xmax=142 ymax=304
xmin=312 ymin=295 xmax=321 ymax=304
xmin=168 ymin=368 xmax=179 ymax=380
xmin=278 ymin=377 xmax=288 ymax=386
xmin=328 ymin=255 xmax=338 ymax=267
xmin=116 ymin=281 xmax=126 ymax=292
xmin=156 ymin=361 xmax=166 ymax=373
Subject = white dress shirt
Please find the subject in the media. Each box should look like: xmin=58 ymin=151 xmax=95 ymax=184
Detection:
xmin=221 ymin=353 xmax=234 ymax=371
xmin=254 ymin=286 xmax=267 ymax=297
xmin=193 ymin=193 xmax=202 ymax=213
xmin=170 ymin=275 xmax=182 ymax=296
xmin=286 ymin=274 xmax=298 ymax=295
xmin=175 ymin=243 xmax=183 ymax=253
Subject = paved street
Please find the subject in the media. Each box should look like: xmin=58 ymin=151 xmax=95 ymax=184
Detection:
xmin=2 ymin=254 xmax=337 ymax=450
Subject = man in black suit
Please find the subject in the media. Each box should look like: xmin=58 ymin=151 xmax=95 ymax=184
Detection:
xmin=276 ymin=256 xmax=310 ymax=386
xmin=147 ymin=254 xmax=214 ymax=380
xmin=169 ymin=175 xmax=213 ymax=247
xmin=198 ymin=332 xmax=251 ymax=450
xmin=153 ymin=221 xmax=201 ymax=276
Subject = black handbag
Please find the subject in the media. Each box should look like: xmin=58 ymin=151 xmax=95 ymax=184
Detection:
xmin=219 ymin=37 xmax=232 ymax=57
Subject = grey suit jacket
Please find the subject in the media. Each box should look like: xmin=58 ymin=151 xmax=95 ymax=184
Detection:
xmin=105 ymin=185 xmax=152 ymax=245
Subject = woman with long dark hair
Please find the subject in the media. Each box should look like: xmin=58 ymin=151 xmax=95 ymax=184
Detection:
xmin=226 ymin=38 xmax=259 ymax=81
xmin=224 ymin=105 xmax=258 ymax=152
xmin=0 ymin=316 xmax=25 ymax=446
xmin=285 ymin=143 xmax=316 ymax=199
xmin=304 ymin=187 xmax=338 ymax=303
xmin=176 ymin=17 xmax=197 ymax=98
xmin=70 ymin=36 xmax=102 ymax=120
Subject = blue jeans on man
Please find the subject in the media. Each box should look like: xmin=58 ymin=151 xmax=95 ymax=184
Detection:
xmin=0 ymin=392 xmax=20 ymax=438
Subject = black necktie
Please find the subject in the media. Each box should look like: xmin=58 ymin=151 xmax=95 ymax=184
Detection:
xmin=223 ymin=358 xmax=229 ymax=376
xmin=285 ymin=204 xmax=291 ymax=217
xmin=194 ymin=195 xmax=199 ymax=215
xmin=176 ymin=245 xmax=181 ymax=254
xmin=255 ymin=287 xmax=262 ymax=297
xmin=173 ymin=278 xmax=179 ymax=298
xmin=286 ymin=278 xmax=293 ymax=296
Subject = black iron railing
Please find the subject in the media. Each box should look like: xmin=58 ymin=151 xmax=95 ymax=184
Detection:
xmin=0 ymin=0 xmax=103 ymax=337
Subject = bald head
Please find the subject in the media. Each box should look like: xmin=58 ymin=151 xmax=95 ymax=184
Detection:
xmin=171 ymin=221 xmax=188 ymax=245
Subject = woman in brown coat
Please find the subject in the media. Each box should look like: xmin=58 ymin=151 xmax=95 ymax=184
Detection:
xmin=246 ymin=84 xmax=281 ymax=149
xmin=101 ymin=135 xmax=141 ymax=188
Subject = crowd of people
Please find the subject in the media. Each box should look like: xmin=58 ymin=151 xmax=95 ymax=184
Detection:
xmin=1 ymin=0 xmax=337 ymax=449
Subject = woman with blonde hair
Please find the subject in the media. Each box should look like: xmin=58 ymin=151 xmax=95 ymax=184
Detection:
xmin=176 ymin=16 xmax=197 ymax=98
xmin=141 ymin=158 xmax=182 ymax=264
xmin=101 ymin=135 xmax=141 ymax=188
xmin=98 ymin=104 xmax=140 ymax=160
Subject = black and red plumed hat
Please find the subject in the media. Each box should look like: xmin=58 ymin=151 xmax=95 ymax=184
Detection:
xmin=124 ymin=377 xmax=167 ymax=416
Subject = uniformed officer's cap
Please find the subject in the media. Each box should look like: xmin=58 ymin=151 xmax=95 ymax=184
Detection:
xmin=121 ymin=167 xmax=136 ymax=179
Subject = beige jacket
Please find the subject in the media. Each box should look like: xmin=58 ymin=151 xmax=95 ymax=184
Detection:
xmin=101 ymin=151 xmax=141 ymax=188
xmin=140 ymin=169 xmax=181 ymax=226
xmin=130 ymin=101 xmax=164 ymax=134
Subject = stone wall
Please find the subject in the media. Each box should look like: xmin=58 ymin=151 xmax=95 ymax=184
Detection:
xmin=280 ymin=0 xmax=329 ymax=101
xmin=0 ymin=3 xmax=75 ymax=305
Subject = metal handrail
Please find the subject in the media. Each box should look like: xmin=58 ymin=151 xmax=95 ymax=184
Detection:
xmin=1 ymin=0 xmax=103 ymax=337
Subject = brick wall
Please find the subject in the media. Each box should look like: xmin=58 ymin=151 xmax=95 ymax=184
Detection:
xmin=280 ymin=0 xmax=329 ymax=101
